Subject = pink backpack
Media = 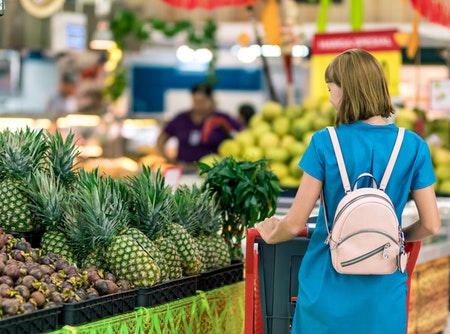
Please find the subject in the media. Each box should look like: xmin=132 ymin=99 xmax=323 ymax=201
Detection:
xmin=323 ymin=126 xmax=408 ymax=275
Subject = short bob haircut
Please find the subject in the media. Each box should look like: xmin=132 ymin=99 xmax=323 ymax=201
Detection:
xmin=325 ymin=48 xmax=396 ymax=126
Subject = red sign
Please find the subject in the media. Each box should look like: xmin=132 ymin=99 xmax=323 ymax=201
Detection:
xmin=312 ymin=30 xmax=399 ymax=55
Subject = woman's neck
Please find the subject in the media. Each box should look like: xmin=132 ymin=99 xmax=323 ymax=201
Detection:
xmin=361 ymin=116 xmax=387 ymax=125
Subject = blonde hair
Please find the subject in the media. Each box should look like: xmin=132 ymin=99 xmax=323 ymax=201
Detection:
xmin=325 ymin=49 xmax=395 ymax=126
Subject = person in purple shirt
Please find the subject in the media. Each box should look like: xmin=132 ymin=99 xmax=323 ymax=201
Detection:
xmin=156 ymin=82 xmax=244 ymax=164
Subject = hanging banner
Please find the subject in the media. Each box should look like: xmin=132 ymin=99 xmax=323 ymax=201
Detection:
xmin=310 ymin=30 xmax=402 ymax=101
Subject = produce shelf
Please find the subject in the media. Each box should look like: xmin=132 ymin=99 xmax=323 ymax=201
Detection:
xmin=0 ymin=306 xmax=62 ymax=334
xmin=60 ymin=289 xmax=137 ymax=326
xmin=136 ymin=275 xmax=198 ymax=308
xmin=197 ymin=260 xmax=244 ymax=292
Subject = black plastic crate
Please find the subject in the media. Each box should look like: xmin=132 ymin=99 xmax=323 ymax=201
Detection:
xmin=136 ymin=275 xmax=198 ymax=308
xmin=0 ymin=306 xmax=62 ymax=334
xmin=197 ymin=260 xmax=244 ymax=292
xmin=60 ymin=289 xmax=137 ymax=326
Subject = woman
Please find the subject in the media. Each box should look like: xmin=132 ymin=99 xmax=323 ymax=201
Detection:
xmin=256 ymin=49 xmax=441 ymax=333
xmin=156 ymin=82 xmax=243 ymax=164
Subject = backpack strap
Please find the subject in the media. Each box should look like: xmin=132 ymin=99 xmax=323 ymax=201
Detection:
xmin=326 ymin=126 xmax=351 ymax=193
xmin=379 ymin=127 xmax=405 ymax=191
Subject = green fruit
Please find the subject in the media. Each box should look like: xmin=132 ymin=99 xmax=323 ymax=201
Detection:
xmin=242 ymin=146 xmax=264 ymax=161
xmin=258 ymin=132 xmax=280 ymax=149
xmin=235 ymin=129 xmax=255 ymax=148
xmin=280 ymin=175 xmax=301 ymax=188
xmin=288 ymin=141 xmax=307 ymax=158
xmin=262 ymin=101 xmax=283 ymax=122
xmin=273 ymin=116 xmax=291 ymax=136
xmin=265 ymin=147 xmax=290 ymax=163
xmin=285 ymin=105 xmax=303 ymax=119
xmin=218 ymin=139 xmax=241 ymax=157
xmin=270 ymin=162 xmax=289 ymax=180
xmin=289 ymin=158 xmax=303 ymax=178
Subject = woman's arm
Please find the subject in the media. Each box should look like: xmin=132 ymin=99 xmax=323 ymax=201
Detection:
xmin=403 ymin=186 xmax=441 ymax=241
xmin=156 ymin=131 xmax=173 ymax=163
xmin=256 ymin=172 xmax=322 ymax=244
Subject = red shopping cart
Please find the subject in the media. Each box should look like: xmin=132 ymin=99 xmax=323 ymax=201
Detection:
xmin=244 ymin=217 xmax=422 ymax=334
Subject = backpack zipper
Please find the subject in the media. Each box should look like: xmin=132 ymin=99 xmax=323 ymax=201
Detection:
xmin=341 ymin=243 xmax=390 ymax=267
xmin=334 ymin=193 xmax=395 ymax=224
xmin=338 ymin=229 xmax=398 ymax=245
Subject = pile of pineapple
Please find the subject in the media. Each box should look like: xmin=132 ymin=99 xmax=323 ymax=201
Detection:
xmin=0 ymin=127 xmax=231 ymax=293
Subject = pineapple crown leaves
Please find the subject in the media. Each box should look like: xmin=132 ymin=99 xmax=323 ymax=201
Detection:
xmin=20 ymin=169 xmax=67 ymax=231
xmin=45 ymin=130 xmax=81 ymax=188
xmin=197 ymin=156 xmax=282 ymax=228
xmin=125 ymin=165 xmax=172 ymax=239
xmin=180 ymin=185 xmax=223 ymax=237
xmin=171 ymin=184 xmax=202 ymax=236
xmin=63 ymin=169 xmax=130 ymax=257
xmin=0 ymin=127 xmax=48 ymax=181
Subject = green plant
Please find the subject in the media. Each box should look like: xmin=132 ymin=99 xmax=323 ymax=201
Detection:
xmin=197 ymin=157 xmax=282 ymax=260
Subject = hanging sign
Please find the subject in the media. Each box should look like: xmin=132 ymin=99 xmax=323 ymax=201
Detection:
xmin=310 ymin=30 xmax=402 ymax=101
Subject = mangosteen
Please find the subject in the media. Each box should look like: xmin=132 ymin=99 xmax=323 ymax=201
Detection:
xmin=28 ymin=267 xmax=43 ymax=280
xmin=60 ymin=280 xmax=74 ymax=292
xmin=117 ymin=279 xmax=132 ymax=291
xmin=50 ymin=291 xmax=64 ymax=304
xmin=39 ymin=264 xmax=54 ymax=276
xmin=21 ymin=275 xmax=38 ymax=291
xmin=27 ymin=248 xmax=41 ymax=262
xmin=14 ymin=285 xmax=30 ymax=301
xmin=0 ymin=275 xmax=14 ymax=287
xmin=0 ymin=252 xmax=7 ymax=264
xmin=87 ymin=269 xmax=101 ymax=283
xmin=30 ymin=290 xmax=46 ymax=308
xmin=3 ymin=263 xmax=20 ymax=281
xmin=10 ymin=249 xmax=25 ymax=262
xmin=0 ymin=283 xmax=12 ymax=297
xmin=85 ymin=287 xmax=99 ymax=300
xmin=39 ymin=255 xmax=53 ymax=266
xmin=54 ymin=258 xmax=69 ymax=271
xmin=94 ymin=279 xmax=118 ymax=296
xmin=2 ymin=297 xmax=20 ymax=316
xmin=13 ymin=240 xmax=28 ymax=252
xmin=104 ymin=272 xmax=116 ymax=282
xmin=63 ymin=264 xmax=79 ymax=278
xmin=74 ymin=288 xmax=86 ymax=301
xmin=19 ymin=301 xmax=37 ymax=314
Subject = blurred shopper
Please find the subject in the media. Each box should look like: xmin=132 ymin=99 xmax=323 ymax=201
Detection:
xmin=256 ymin=48 xmax=441 ymax=334
xmin=237 ymin=103 xmax=256 ymax=127
xmin=156 ymin=82 xmax=243 ymax=164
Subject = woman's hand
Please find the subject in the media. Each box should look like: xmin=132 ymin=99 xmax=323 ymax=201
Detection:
xmin=256 ymin=216 xmax=281 ymax=244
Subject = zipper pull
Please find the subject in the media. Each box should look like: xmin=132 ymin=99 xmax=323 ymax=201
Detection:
xmin=324 ymin=234 xmax=331 ymax=245
xmin=382 ymin=243 xmax=390 ymax=260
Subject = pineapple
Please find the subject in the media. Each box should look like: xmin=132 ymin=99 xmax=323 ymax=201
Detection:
xmin=126 ymin=166 xmax=182 ymax=281
xmin=26 ymin=169 xmax=77 ymax=264
xmin=0 ymin=127 xmax=48 ymax=232
xmin=64 ymin=169 xmax=160 ymax=286
xmin=174 ymin=185 xmax=231 ymax=272
xmin=45 ymin=130 xmax=80 ymax=189
xmin=25 ymin=130 xmax=80 ymax=263
xmin=170 ymin=184 xmax=203 ymax=276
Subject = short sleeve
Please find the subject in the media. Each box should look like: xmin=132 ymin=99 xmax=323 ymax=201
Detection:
xmin=299 ymin=132 xmax=325 ymax=182
xmin=411 ymin=140 xmax=436 ymax=190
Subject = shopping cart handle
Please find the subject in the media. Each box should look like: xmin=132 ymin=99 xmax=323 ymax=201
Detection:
xmin=245 ymin=227 xmax=307 ymax=276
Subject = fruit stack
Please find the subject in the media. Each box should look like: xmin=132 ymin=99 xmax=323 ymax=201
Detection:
xmin=210 ymin=98 xmax=335 ymax=188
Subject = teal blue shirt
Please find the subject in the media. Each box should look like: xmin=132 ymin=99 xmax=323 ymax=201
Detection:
xmin=292 ymin=122 xmax=435 ymax=334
